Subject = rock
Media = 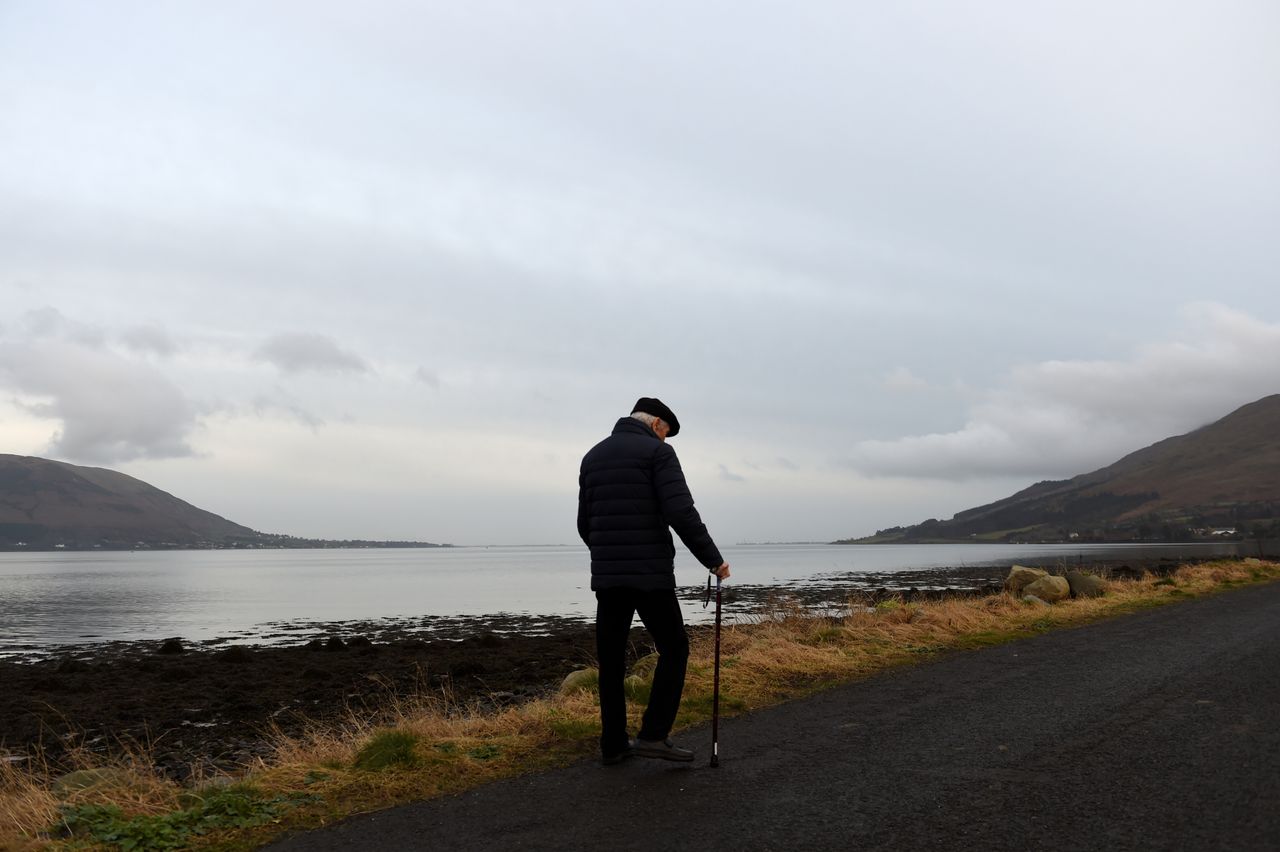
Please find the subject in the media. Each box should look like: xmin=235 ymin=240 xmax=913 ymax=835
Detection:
xmin=52 ymin=767 xmax=134 ymax=797
xmin=157 ymin=638 xmax=185 ymax=655
xmin=631 ymin=653 xmax=660 ymax=680
xmin=216 ymin=645 xmax=253 ymax=663
xmin=1023 ymin=575 xmax=1070 ymax=603
xmin=195 ymin=775 xmax=237 ymax=792
xmin=559 ymin=667 xmax=599 ymax=696
xmin=1021 ymin=595 xmax=1049 ymax=607
xmin=1065 ymin=570 xmax=1107 ymax=598
xmin=323 ymin=636 xmax=346 ymax=652
xmin=1005 ymin=565 xmax=1048 ymax=596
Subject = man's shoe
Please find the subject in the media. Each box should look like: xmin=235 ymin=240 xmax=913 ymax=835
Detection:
xmin=631 ymin=738 xmax=694 ymax=762
xmin=602 ymin=747 xmax=633 ymax=766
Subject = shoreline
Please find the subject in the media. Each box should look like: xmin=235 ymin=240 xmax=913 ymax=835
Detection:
xmin=0 ymin=557 xmax=1203 ymax=781
xmin=0 ymin=553 xmax=1196 ymax=663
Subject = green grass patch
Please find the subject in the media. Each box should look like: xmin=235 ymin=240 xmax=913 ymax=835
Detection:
xmin=353 ymin=730 xmax=420 ymax=771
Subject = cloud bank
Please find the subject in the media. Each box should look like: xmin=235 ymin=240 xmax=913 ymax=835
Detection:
xmin=848 ymin=304 xmax=1280 ymax=480
xmin=0 ymin=339 xmax=196 ymax=463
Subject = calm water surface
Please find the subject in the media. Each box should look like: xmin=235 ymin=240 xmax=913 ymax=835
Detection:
xmin=0 ymin=542 xmax=1243 ymax=654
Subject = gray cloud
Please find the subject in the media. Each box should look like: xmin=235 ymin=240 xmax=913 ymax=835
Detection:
xmin=21 ymin=307 xmax=105 ymax=348
xmin=0 ymin=340 xmax=196 ymax=463
xmin=413 ymin=366 xmax=441 ymax=389
xmin=718 ymin=464 xmax=745 ymax=483
xmin=251 ymin=392 xmax=325 ymax=432
xmin=847 ymin=304 xmax=1280 ymax=481
xmin=120 ymin=325 xmax=179 ymax=357
xmin=253 ymin=333 xmax=369 ymax=375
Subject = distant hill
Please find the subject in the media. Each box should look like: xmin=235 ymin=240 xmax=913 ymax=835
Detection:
xmin=0 ymin=455 xmax=444 ymax=550
xmin=841 ymin=394 xmax=1280 ymax=544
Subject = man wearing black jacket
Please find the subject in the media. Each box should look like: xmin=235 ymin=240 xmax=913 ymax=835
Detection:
xmin=578 ymin=397 xmax=731 ymax=765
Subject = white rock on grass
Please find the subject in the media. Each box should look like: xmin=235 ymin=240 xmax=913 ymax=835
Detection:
xmin=52 ymin=768 xmax=135 ymax=796
xmin=559 ymin=667 xmax=599 ymax=695
xmin=1021 ymin=594 xmax=1050 ymax=607
xmin=1023 ymin=575 xmax=1070 ymax=603
xmin=631 ymin=652 xmax=660 ymax=680
xmin=1005 ymin=565 xmax=1048 ymax=596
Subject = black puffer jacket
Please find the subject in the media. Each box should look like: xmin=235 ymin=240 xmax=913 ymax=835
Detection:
xmin=578 ymin=417 xmax=724 ymax=591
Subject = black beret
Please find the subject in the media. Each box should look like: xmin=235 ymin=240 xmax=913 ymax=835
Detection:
xmin=632 ymin=397 xmax=680 ymax=437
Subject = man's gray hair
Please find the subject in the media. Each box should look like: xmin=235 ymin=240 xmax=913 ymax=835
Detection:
xmin=631 ymin=411 xmax=661 ymax=428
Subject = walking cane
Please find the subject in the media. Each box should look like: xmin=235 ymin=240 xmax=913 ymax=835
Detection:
xmin=707 ymin=573 xmax=723 ymax=767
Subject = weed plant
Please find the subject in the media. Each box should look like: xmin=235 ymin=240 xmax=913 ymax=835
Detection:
xmin=2 ymin=558 xmax=1276 ymax=851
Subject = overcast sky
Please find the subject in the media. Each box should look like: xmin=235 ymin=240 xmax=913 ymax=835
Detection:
xmin=2 ymin=1 xmax=1277 ymax=545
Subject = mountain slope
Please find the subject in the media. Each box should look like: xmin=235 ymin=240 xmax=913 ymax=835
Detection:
xmin=0 ymin=454 xmax=264 ymax=548
xmin=846 ymin=394 xmax=1280 ymax=543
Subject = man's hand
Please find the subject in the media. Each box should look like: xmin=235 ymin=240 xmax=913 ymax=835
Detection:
xmin=712 ymin=562 xmax=731 ymax=580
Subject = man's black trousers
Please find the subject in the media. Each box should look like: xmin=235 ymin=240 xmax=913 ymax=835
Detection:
xmin=595 ymin=587 xmax=689 ymax=757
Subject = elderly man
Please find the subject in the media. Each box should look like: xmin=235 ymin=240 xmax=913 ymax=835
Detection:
xmin=578 ymin=397 xmax=731 ymax=765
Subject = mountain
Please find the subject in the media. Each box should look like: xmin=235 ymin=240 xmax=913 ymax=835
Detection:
xmin=842 ymin=394 xmax=1280 ymax=544
xmin=0 ymin=455 xmax=443 ymax=550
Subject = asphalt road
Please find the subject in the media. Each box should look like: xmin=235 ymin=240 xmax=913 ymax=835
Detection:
xmin=268 ymin=581 xmax=1280 ymax=851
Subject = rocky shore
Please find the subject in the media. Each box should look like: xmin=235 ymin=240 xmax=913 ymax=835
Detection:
xmin=0 ymin=558 xmax=1193 ymax=780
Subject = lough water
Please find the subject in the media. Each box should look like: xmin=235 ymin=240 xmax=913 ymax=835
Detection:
xmin=0 ymin=542 xmax=1246 ymax=655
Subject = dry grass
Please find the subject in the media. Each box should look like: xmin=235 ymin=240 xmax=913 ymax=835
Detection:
xmin=0 ymin=759 xmax=59 ymax=846
xmin=4 ymin=558 xmax=1277 ymax=851
xmin=1 ymin=741 xmax=182 ymax=848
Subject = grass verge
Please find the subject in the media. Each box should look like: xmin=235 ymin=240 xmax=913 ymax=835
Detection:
xmin=3 ymin=558 xmax=1277 ymax=850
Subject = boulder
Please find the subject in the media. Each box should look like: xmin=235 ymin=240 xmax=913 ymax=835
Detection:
xmin=216 ymin=645 xmax=253 ymax=663
xmin=1005 ymin=565 xmax=1048 ymax=596
xmin=1065 ymin=570 xmax=1107 ymax=598
xmin=1022 ymin=575 xmax=1070 ymax=603
xmin=52 ymin=767 xmax=134 ymax=797
xmin=631 ymin=653 xmax=660 ymax=680
xmin=1021 ymin=594 xmax=1049 ymax=607
xmin=559 ymin=667 xmax=599 ymax=696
